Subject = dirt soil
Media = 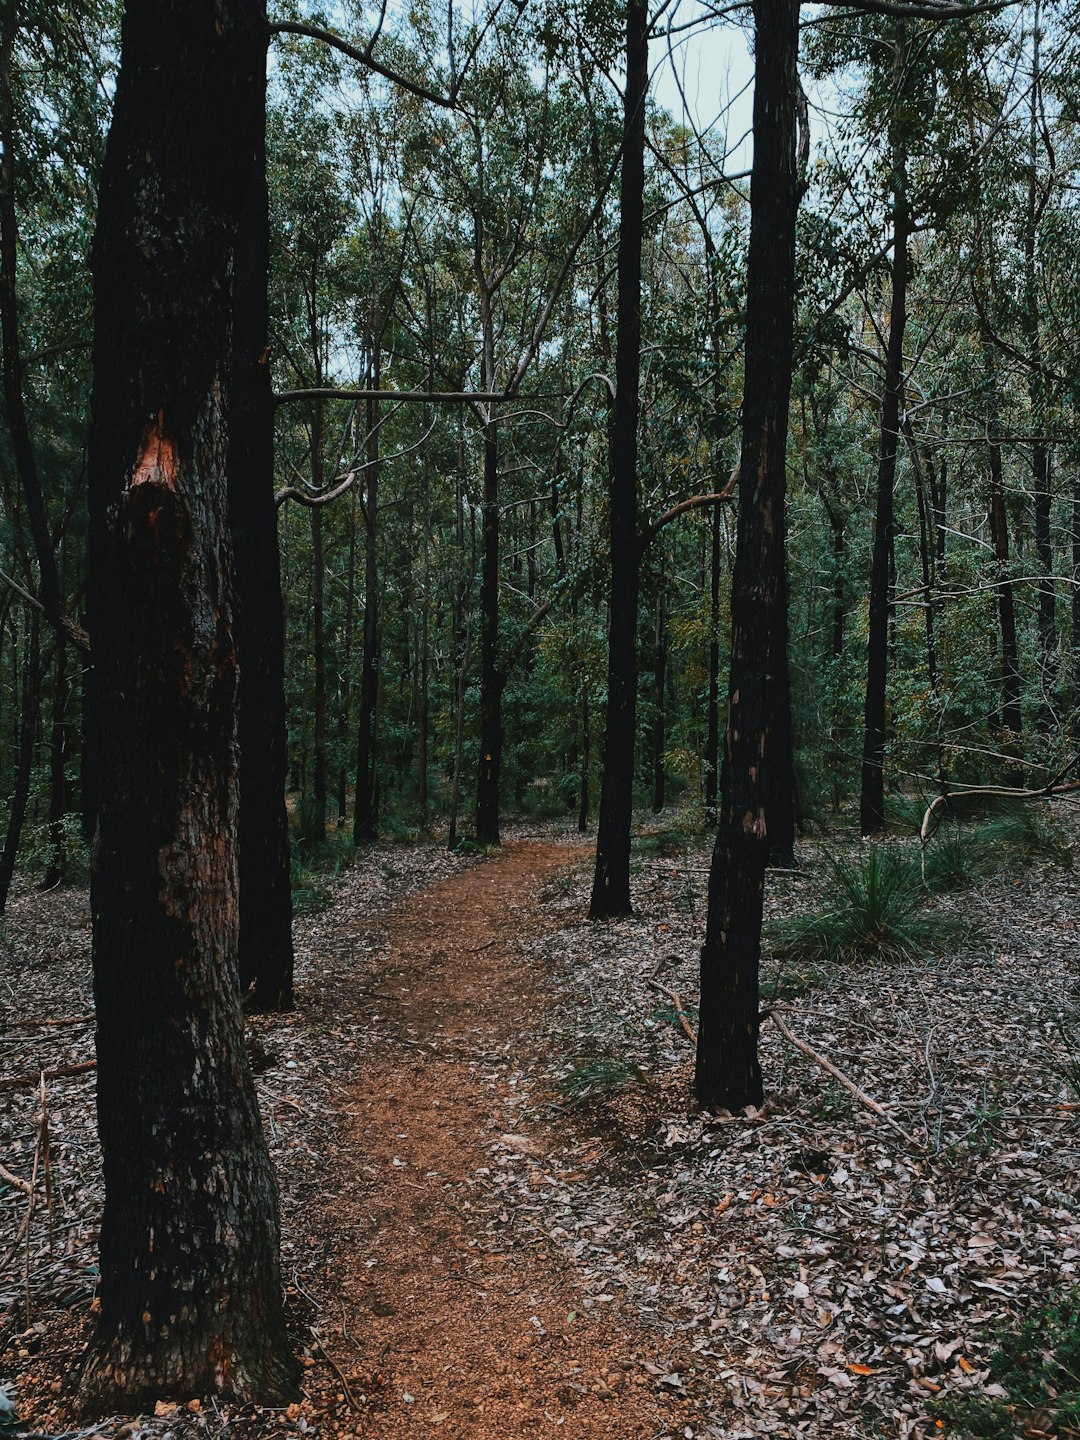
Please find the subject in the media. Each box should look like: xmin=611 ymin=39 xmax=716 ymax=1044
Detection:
xmin=305 ymin=840 xmax=680 ymax=1439
xmin=1 ymin=835 xmax=686 ymax=1440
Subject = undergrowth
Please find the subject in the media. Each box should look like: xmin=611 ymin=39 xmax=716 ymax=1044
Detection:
xmin=937 ymin=1291 xmax=1080 ymax=1437
xmin=767 ymin=845 xmax=971 ymax=964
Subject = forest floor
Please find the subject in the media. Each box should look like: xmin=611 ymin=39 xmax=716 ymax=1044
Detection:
xmin=1 ymin=812 xmax=1080 ymax=1440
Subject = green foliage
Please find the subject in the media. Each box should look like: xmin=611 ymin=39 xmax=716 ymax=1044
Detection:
xmin=937 ymin=1292 xmax=1080 ymax=1437
xmin=557 ymin=1055 xmax=646 ymax=1109
xmin=768 ymin=845 xmax=972 ymax=964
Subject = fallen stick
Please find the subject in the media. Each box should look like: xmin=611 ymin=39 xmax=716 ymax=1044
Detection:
xmin=0 ymin=1060 xmax=96 ymax=1092
xmin=646 ymin=979 xmax=698 ymax=1047
xmin=312 ymin=1334 xmax=359 ymax=1411
xmin=764 ymin=1010 xmax=922 ymax=1150
xmin=0 ymin=1016 xmax=94 ymax=1031
xmin=0 ymin=1161 xmax=31 ymax=1194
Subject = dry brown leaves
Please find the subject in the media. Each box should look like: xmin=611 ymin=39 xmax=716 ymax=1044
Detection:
xmin=2 ymin=815 xmax=1079 ymax=1440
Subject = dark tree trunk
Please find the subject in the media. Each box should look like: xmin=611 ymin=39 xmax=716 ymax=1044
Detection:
xmin=231 ymin=67 xmax=293 ymax=1010
xmin=309 ymin=418 xmax=327 ymax=842
xmin=989 ymin=431 xmax=1024 ymax=776
xmin=695 ymin=0 xmax=799 ymax=1112
xmin=353 ymin=389 xmax=380 ymax=842
xmin=43 ymin=635 xmax=67 ymax=889
xmin=651 ymin=576 xmax=666 ymax=814
xmin=1033 ymin=444 xmax=1055 ymax=728
xmin=860 ymin=20 xmax=908 ymax=837
xmin=82 ymin=0 xmax=293 ymax=1407
xmin=589 ymin=0 xmax=647 ymax=918
xmin=704 ymin=503 xmax=721 ymax=827
xmin=0 ymin=610 xmax=38 ymax=914
xmin=475 ymin=402 xmax=503 ymax=845
xmin=0 ymin=0 xmax=62 ymax=631
xmin=338 ymin=474 xmax=357 ymax=823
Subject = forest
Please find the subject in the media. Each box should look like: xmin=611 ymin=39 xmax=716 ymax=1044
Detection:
xmin=1 ymin=0 xmax=1080 ymax=1436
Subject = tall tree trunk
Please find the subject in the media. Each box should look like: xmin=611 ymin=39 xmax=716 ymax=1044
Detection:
xmin=0 ymin=609 xmax=38 ymax=913
xmin=475 ymin=395 xmax=503 ymax=845
xmin=988 ymin=420 xmax=1024 ymax=777
xmin=695 ymin=0 xmax=799 ymax=1112
xmin=81 ymin=0 xmax=293 ymax=1405
xmin=309 ymin=414 xmax=327 ymax=843
xmin=0 ymin=0 xmax=62 ymax=632
xmin=354 ymin=386 xmax=381 ymax=841
xmin=338 ymin=468 xmax=357 ymax=823
xmin=43 ymin=634 xmax=66 ymax=889
xmin=860 ymin=20 xmax=909 ymax=837
xmin=651 ymin=576 xmax=666 ymax=814
xmin=231 ymin=62 xmax=293 ymax=1010
xmin=704 ymin=503 xmax=722 ymax=827
xmin=589 ymin=0 xmax=647 ymax=918
xmin=1026 ymin=4 xmax=1056 ymax=730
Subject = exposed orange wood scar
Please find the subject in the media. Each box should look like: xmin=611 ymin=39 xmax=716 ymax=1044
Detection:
xmin=131 ymin=411 xmax=178 ymax=491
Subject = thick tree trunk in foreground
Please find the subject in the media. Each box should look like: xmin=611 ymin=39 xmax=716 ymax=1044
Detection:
xmin=82 ymin=0 xmax=293 ymax=1408
xmin=860 ymin=20 xmax=909 ymax=837
xmin=589 ymin=0 xmax=647 ymax=918
xmin=231 ymin=70 xmax=293 ymax=1010
xmin=695 ymin=0 xmax=799 ymax=1112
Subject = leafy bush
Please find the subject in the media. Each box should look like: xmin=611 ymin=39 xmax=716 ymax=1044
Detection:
xmin=938 ymin=1291 xmax=1080 ymax=1437
xmin=768 ymin=844 xmax=971 ymax=964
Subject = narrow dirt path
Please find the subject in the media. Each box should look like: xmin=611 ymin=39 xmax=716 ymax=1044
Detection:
xmin=313 ymin=840 xmax=679 ymax=1440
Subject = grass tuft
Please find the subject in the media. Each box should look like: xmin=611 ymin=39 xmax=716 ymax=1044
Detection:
xmin=768 ymin=844 xmax=971 ymax=964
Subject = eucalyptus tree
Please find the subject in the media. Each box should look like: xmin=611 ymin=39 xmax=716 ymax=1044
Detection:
xmin=82 ymin=0 xmax=293 ymax=1404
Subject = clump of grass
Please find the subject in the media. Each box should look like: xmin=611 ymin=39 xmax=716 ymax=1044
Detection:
xmin=768 ymin=844 xmax=971 ymax=964
xmin=635 ymin=826 xmax=686 ymax=857
xmin=557 ymin=1056 xmax=646 ymax=1109
xmin=980 ymin=809 xmax=1073 ymax=869
xmin=921 ymin=807 xmax=1073 ymax=894
xmin=921 ymin=822 xmax=999 ymax=893
xmin=937 ymin=1291 xmax=1080 ymax=1437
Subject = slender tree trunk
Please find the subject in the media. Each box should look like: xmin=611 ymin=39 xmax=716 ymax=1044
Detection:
xmin=231 ymin=61 xmax=293 ymax=1010
xmin=338 ymin=468 xmax=357 ymax=823
xmin=988 ymin=427 xmax=1024 ymax=777
xmin=695 ymin=0 xmax=799 ymax=1112
xmin=0 ymin=609 xmax=38 ymax=913
xmin=1026 ymin=6 xmax=1056 ymax=730
xmin=308 ymin=411 xmax=327 ymax=843
xmin=704 ymin=503 xmax=722 ymax=826
xmin=589 ymin=0 xmax=647 ymax=919
xmin=82 ymin=0 xmax=293 ymax=1406
xmin=43 ymin=635 xmax=66 ymax=889
xmin=651 ymin=577 xmax=666 ymax=813
xmin=0 ymin=0 xmax=62 ymax=631
xmin=475 ymin=394 xmax=503 ymax=844
xmin=860 ymin=20 xmax=908 ymax=837
xmin=354 ymin=385 xmax=381 ymax=842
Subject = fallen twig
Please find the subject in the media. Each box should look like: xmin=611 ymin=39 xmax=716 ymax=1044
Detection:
xmin=0 ymin=1015 xmax=94 ymax=1031
xmin=763 ymin=1010 xmax=922 ymax=1150
xmin=0 ymin=1060 xmax=95 ymax=1092
xmin=0 ymin=1161 xmax=31 ymax=1193
xmin=312 ymin=1332 xmax=359 ymax=1411
xmin=646 ymin=978 xmax=698 ymax=1047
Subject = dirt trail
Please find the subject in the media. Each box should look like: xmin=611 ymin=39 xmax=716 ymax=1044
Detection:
xmin=315 ymin=840 xmax=678 ymax=1440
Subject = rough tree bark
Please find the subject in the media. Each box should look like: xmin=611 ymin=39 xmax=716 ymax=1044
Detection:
xmin=589 ymin=0 xmax=647 ymax=917
xmin=82 ymin=0 xmax=294 ymax=1407
xmin=695 ymin=0 xmax=799 ymax=1112
xmin=859 ymin=19 xmax=909 ymax=837
xmin=230 ymin=50 xmax=294 ymax=1010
